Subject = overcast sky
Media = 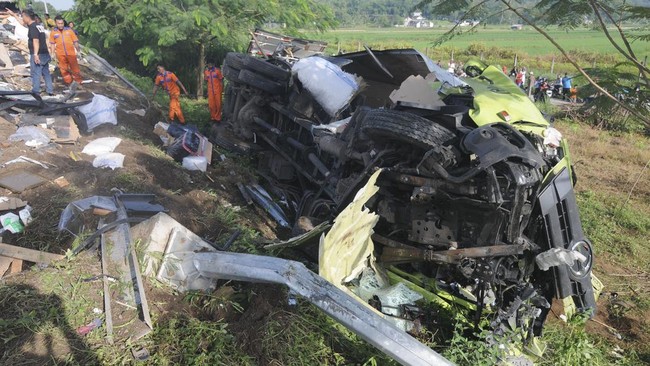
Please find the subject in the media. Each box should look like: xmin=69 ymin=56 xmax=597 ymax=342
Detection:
xmin=42 ymin=0 xmax=75 ymax=11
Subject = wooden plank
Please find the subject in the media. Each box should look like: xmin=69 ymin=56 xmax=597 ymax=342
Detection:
xmin=0 ymin=243 xmax=64 ymax=264
xmin=0 ymin=255 xmax=12 ymax=277
xmin=9 ymin=258 xmax=22 ymax=274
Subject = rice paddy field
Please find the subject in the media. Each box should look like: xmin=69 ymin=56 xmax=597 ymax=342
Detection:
xmin=305 ymin=25 xmax=650 ymax=76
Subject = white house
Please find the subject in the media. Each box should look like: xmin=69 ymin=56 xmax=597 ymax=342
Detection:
xmin=403 ymin=12 xmax=434 ymax=28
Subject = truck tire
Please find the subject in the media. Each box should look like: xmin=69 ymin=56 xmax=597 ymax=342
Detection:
xmin=222 ymin=65 xmax=241 ymax=83
xmin=240 ymin=55 xmax=291 ymax=82
xmin=224 ymin=52 xmax=246 ymax=70
xmin=361 ymin=109 xmax=455 ymax=150
xmin=238 ymin=69 xmax=286 ymax=95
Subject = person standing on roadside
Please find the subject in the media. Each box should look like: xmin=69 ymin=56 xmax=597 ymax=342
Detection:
xmin=44 ymin=13 xmax=55 ymax=29
xmin=49 ymin=15 xmax=83 ymax=90
xmin=204 ymin=62 xmax=223 ymax=122
xmin=67 ymin=21 xmax=79 ymax=36
xmin=562 ymin=73 xmax=572 ymax=98
xmin=152 ymin=65 xmax=189 ymax=124
xmin=23 ymin=10 xmax=53 ymax=96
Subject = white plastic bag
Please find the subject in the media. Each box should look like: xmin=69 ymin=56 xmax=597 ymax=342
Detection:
xmin=92 ymin=153 xmax=125 ymax=169
xmin=292 ymin=57 xmax=359 ymax=117
xmin=0 ymin=212 xmax=23 ymax=233
xmin=182 ymin=156 xmax=208 ymax=172
xmin=19 ymin=205 xmax=32 ymax=226
xmin=76 ymin=94 xmax=118 ymax=131
xmin=82 ymin=137 xmax=122 ymax=156
xmin=9 ymin=126 xmax=51 ymax=147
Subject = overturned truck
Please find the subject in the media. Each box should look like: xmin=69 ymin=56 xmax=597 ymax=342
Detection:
xmin=221 ymin=30 xmax=599 ymax=359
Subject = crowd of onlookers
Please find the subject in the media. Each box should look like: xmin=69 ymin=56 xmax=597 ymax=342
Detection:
xmin=438 ymin=59 xmax=578 ymax=103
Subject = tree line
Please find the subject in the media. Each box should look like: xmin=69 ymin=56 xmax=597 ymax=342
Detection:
xmin=60 ymin=0 xmax=648 ymax=130
xmin=65 ymin=0 xmax=336 ymax=97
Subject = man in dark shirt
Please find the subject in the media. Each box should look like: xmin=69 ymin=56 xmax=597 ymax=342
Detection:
xmin=23 ymin=10 xmax=53 ymax=95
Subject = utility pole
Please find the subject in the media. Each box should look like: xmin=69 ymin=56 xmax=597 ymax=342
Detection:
xmin=551 ymin=56 xmax=555 ymax=74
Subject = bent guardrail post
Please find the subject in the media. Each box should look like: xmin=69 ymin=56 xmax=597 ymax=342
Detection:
xmin=192 ymin=252 xmax=454 ymax=366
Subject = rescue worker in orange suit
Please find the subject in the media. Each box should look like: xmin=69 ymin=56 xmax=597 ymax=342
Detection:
xmin=152 ymin=65 xmax=189 ymax=124
xmin=204 ymin=63 xmax=223 ymax=122
xmin=48 ymin=15 xmax=82 ymax=88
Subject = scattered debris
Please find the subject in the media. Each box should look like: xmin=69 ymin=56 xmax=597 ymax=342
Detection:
xmin=2 ymin=155 xmax=50 ymax=169
xmin=117 ymin=193 xmax=166 ymax=215
xmin=58 ymin=194 xmax=168 ymax=343
xmin=82 ymin=137 xmax=124 ymax=169
xmin=53 ymin=176 xmax=70 ymax=188
xmin=125 ymin=109 xmax=146 ymax=117
xmin=51 ymin=116 xmax=81 ymax=144
xmin=8 ymin=126 xmax=50 ymax=147
xmin=131 ymin=348 xmax=150 ymax=362
xmin=82 ymin=137 xmax=122 ymax=156
xmin=0 ymin=256 xmax=13 ymax=277
xmin=263 ymin=220 xmax=331 ymax=250
xmin=536 ymin=247 xmax=588 ymax=271
xmin=0 ymin=242 xmax=64 ymax=264
xmin=236 ymin=182 xmax=253 ymax=205
xmin=76 ymin=318 xmax=103 ymax=336
xmin=58 ymin=196 xmax=117 ymax=234
xmin=152 ymin=121 xmax=171 ymax=146
xmin=0 ymin=196 xmax=27 ymax=210
xmin=76 ymin=94 xmax=118 ymax=131
xmin=244 ymin=184 xmax=290 ymax=228
xmin=92 ymin=152 xmax=125 ymax=170
xmin=158 ymin=123 xmax=213 ymax=164
xmin=0 ymin=212 xmax=22 ymax=233
xmin=181 ymin=156 xmax=207 ymax=172
xmin=130 ymin=212 xmax=219 ymax=292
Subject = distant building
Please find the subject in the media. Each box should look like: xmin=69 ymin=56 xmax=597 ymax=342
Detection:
xmin=403 ymin=12 xmax=434 ymax=28
xmin=458 ymin=20 xmax=480 ymax=27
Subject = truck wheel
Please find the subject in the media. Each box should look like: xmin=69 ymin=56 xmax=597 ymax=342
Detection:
xmin=238 ymin=69 xmax=286 ymax=95
xmin=222 ymin=65 xmax=241 ymax=83
xmin=241 ymin=55 xmax=291 ymax=82
xmin=224 ymin=52 xmax=246 ymax=70
xmin=361 ymin=109 xmax=455 ymax=150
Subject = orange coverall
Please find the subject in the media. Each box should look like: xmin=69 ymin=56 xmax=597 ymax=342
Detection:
xmin=48 ymin=27 xmax=82 ymax=84
xmin=204 ymin=67 xmax=223 ymax=121
xmin=155 ymin=71 xmax=185 ymax=123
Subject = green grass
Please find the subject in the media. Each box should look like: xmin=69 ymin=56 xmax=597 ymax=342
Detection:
xmin=145 ymin=316 xmax=254 ymax=365
xmin=118 ymin=67 xmax=213 ymax=129
xmin=578 ymin=189 xmax=650 ymax=272
xmin=305 ymin=26 xmax=650 ymax=77
xmin=310 ymin=26 xmax=650 ymax=56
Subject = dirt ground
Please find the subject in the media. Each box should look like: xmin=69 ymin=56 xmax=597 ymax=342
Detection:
xmin=0 ymin=65 xmax=285 ymax=363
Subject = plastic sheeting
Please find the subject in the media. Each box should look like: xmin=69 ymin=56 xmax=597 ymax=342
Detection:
xmin=57 ymin=196 xmax=117 ymax=233
xmin=9 ymin=126 xmax=51 ymax=147
xmin=536 ymin=248 xmax=587 ymax=271
xmin=76 ymin=94 xmax=118 ymax=131
xmin=292 ymin=57 xmax=359 ymax=117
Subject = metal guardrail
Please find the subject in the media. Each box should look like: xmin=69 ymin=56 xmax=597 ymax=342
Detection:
xmin=193 ymin=251 xmax=454 ymax=366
